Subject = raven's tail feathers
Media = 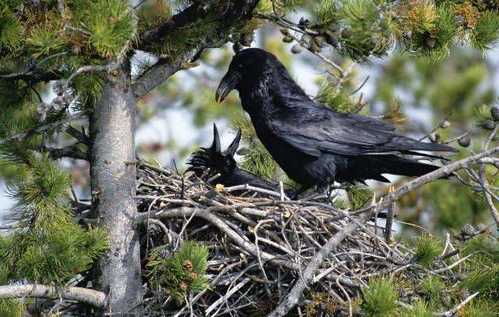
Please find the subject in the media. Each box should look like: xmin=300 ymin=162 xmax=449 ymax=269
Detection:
xmin=366 ymin=155 xmax=444 ymax=180
xmin=392 ymin=136 xmax=457 ymax=154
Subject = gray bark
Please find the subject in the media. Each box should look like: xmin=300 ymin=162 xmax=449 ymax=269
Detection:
xmin=83 ymin=2 xmax=259 ymax=313
xmin=90 ymin=67 xmax=142 ymax=314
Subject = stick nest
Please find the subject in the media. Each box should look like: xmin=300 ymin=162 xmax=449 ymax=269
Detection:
xmin=136 ymin=162 xmax=470 ymax=316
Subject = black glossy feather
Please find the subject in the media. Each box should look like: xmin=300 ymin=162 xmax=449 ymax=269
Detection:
xmin=187 ymin=124 xmax=288 ymax=193
xmin=216 ymin=48 xmax=456 ymax=189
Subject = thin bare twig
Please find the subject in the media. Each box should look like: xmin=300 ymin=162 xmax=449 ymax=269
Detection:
xmin=267 ymin=204 xmax=377 ymax=317
xmin=133 ymin=145 xmax=497 ymax=316
xmin=435 ymin=292 xmax=479 ymax=317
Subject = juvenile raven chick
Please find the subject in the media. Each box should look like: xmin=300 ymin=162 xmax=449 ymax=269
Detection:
xmin=187 ymin=124 xmax=282 ymax=192
xmin=215 ymin=48 xmax=456 ymax=192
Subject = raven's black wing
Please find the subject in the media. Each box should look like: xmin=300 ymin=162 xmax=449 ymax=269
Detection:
xmin=268 ymin=106 xmax=455 ymax=157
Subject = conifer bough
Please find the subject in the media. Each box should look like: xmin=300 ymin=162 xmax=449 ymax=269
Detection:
xmin=0 ymin=0 xmax=260 ymax=314
xmin=0 ymin=0 xmax=498 ymax=315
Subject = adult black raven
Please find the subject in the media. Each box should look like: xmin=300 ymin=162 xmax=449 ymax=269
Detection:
xmin=215 ymin=48 xmax=456 ymax=192
xmin=187 ymin=124 xmax=285 ymax=192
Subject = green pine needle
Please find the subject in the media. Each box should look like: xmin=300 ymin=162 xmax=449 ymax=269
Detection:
xmin=147 ymin=241 xmax=209 ymax=304
xmin=0 ymin=299 xmax=24 ymax=317
xmin=240 ymin=142 xmax=277 ymax=180
xmin=231 ymin=111 xmax=278 ymax=179
xmin=315 ymin=77 xmax=358 ymax=113
xmin=471 ymin=11 xmax=499 ymax=50
xmin=1 ymin=1 xmax=23 ymax=11
xmin=400 ymin=300 xmax=432 ymax=317
xmin=429 ymin=5 xmax=457 ymax=58
xmin=0 ymin=8 xmax=23 ymax=51
xmin=73 ymin=73 xmax=104 ymax=109
xmin=414 ymin=234 xmax=443 ymax=267
xmin=10 ymin=154 xmax=70 ymax=207
xmin=337 ymin=0 xmax=393 ymax=59
xmin=462 ymin=265 xmax=498 ymax=298
xmin=0 ymin=80 xmax=28 ymax=109
xmin=419 ymin=276 xmax=445 ymax=307
xmin=460 ymin=299 xmax=499 ymax=317
xmin=26 ymin=16 xmax=66 ymax=58
xmin=361 ymin=278 xmax=399 ymax=317
xmin=316 ymin=0 xmax=337 ymax=25
xmin=1 ymin=222 xmax=108 ymax=284
xmin=77 ymin=0 xmax=135 ymax=58
xmin=347 ymin=186 xmax=373 ymax=209
xmin=0 ymin=151 xmax=108 ymax=284
xmin=340 ymin=0 xmax=378 ymax=23
xmin=462 ymin=235 xmax=499 ymax=264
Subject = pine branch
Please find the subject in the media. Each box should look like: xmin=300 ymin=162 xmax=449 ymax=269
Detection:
xmin=0 ymin=52 xmax=67 ymax=83
xmin=66 ymin=126 xmax=91 ymax=146
xmin=479 ymin=126 xmax=499 ymax=224
xmin=136 ymin=1 xmax=257 ymax=51
xmin=384 ymin=191 xmax=395 ymax=243
xmin=261 ymin=2 xmax=499 ymax=61
xmin=132 ymin=0 xmax=259 ymax=98
xmin=137 ymin=2 xmax=209 ymax=49
xmin=0 ymin=112 xmax=88 ymax=146
xmin=65 ymin=64 xmax=119 ymax=88
xmin=0 ymin=284 xmax=106 ymax=308
xmin=42 ymin=144 xmax=89 ymax=161
xmin=133 ymin=58 xmax=189 ymax=98
xmin=0 ymin=70 xmax=62 ymax=84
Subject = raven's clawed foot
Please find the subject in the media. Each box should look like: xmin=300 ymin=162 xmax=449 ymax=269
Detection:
xmin=289 ymin=185 xmax=311 ymax=200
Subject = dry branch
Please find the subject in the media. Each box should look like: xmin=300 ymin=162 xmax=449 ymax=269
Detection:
xmin=267 ymin=208 xmax=375 ymax=317
xmin=131 ymin=146 xmax=497 ymax=316
xmin=0 ymin=284 xmax=106 ymax=308
xmin=374 ymin=146 xmax=498 ymax=212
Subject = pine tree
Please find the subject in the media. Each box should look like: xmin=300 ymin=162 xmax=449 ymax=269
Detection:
xmin=0 ymin=0 xmax=259 ymax=314
xmin=0 ymin=0 xmax=497 ymax=315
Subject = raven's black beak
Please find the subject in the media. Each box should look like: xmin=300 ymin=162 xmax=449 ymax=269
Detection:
xmin=225 ymin=129 xmax=241 ymax=156
xmin=210 ymin=123 xmax=222 ymax=153
xmin=215 ymin=71 xmax=239 ymax=103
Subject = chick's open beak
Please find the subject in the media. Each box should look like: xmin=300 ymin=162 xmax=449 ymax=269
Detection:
xmin=215 ymin=71 xmax=239 ymax=103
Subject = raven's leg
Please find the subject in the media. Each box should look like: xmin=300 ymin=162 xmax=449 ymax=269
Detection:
xmin=290 ymin=185 xmax=310 ymax=200
xmin=325 ymin=185 xmax=331 ymax=203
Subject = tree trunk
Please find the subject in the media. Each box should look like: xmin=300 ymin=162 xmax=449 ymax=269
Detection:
xmin=90 ymin=67 xmax=142 ymax=314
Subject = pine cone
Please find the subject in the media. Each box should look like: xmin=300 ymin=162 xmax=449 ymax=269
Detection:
xmin=183 ymin=260 xmax=193 ymax=272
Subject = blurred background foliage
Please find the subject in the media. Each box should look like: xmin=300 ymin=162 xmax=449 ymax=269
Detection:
xmin=0 ymin=0 xmax=497 ymax=315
